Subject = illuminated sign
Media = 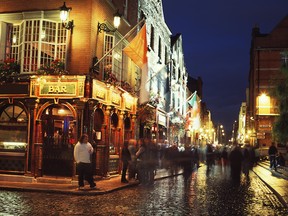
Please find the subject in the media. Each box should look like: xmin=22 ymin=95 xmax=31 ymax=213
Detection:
xmin=40 ymin=82 xmax=77 ymax=96
xmin=111 ymin=93 xmax=121 ymax=106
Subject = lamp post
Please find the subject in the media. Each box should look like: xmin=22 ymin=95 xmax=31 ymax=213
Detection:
xmin=59 ymin=2 xmax=74 ymax=33
xmin=98 ymin=10 xmax=122 ymax=33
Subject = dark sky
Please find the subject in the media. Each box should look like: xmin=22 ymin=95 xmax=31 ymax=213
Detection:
xmin=163 ymin=1 xmax=288 ymax=133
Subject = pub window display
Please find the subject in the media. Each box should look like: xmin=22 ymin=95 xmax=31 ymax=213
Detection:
xmin=0 ymin=104 xmax=28 ymax=151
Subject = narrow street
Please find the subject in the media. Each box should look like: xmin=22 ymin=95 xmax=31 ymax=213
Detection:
xmin=0 ymin=164 xmax=287 ymax=216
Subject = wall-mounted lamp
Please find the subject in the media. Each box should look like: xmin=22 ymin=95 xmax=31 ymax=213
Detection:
xmin=98 ymin=10 xmax=121 ymax=33
xmin=59 ymin=2 xmax=74 ymax=33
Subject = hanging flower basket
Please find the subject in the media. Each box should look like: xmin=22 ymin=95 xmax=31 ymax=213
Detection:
xmin=0 ymin=58 xmax=20 ymax=78
xmin=37 ymin=59 xmax=68 ymax=75
xmin=104 ymin=66 xmax=118 ymax=86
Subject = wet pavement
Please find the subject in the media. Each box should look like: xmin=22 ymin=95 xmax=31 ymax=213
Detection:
xmin=0 ymin=163 xmax=287 ymax=215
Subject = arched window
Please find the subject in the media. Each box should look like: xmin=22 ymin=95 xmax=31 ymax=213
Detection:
xmin=0 ymin=104 xmax=28 ymax=151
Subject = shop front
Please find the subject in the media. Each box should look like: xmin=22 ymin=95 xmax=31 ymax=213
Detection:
xmin=0 ymin=83 xmax=30 ymax=174
xmin=91 ymin=80 xmax=137 ymax=176
xmin=30 ymin=75 xmax=85 ymax=178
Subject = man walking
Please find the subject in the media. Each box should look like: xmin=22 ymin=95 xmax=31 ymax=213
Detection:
xmin=268 ymin=142 xmax=278 ymax=171
xmin=74 ymin=134 xmax=96 ymax=190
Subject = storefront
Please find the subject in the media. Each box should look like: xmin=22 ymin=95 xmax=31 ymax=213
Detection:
xmin=0 ymin=82 xmax=29 ymax=174
xmin=30 ymin=75 xmax=85 ymax=177
xmin=91 ymin=80 xmax=137 ymax=176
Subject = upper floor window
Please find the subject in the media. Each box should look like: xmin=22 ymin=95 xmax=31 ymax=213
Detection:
xmin=158 ymin=36 xmax=162 ymax=61
xmin=150 ymin=25 xmax=155 ymax=51
xmin=1 ymin=17 xmax=68 ymax=74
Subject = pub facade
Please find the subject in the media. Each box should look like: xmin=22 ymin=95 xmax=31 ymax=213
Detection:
xmin=0 ymin=0 xmax=139 ymax=179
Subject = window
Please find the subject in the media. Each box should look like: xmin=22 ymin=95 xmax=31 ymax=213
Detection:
xmin=0 ymin=104 xmax=28 ymax=151
xmin=2 ymin=18 xmax=67 ymax=73
xmin=150 ymin=25 xmax=154 ymax=51
xmin=158 ymin=36 xmax=162 ymax=60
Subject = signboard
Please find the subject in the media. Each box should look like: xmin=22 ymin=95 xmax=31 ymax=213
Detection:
xmin=30 ymin=76 xmax=85 ymax=98
xmin=257 ymin=132 xmax=265 ymax=139
xmin=158 ymin=112 xmax=167 ymax=127
xmin=40 ymin=82 xmax=77 ymax=96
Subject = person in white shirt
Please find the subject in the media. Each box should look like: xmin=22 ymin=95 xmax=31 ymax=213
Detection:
xmin=74 ymin=134 xmax=96 ymax=189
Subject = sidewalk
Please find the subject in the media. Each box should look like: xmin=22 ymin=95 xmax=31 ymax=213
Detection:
xmin=253 ymin=161 xmax=288 ymax=207
xmin=0 ymin=169 xmax=182 ymax=196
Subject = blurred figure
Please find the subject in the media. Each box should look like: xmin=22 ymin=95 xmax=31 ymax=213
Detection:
xmin=181 ymin=146 xmax=194 ymax=181
xmin=242 ymin=147 xmax=251 ymax=179
xmin=146 ymin=139 xmax=158 ymax=184
xmin=193 ymin=145 xmax=200 ymax=168
xmin=164 ymin=144 xmax=180 ymax=175
xmin=277 ymin=152 xmax=285 ymax=167
xmin=268 ymin=142 xmax=278 ymax=171
xmin=121 ymin=140 xmax=131 ymax=183
xmin=229 ymin=143 xmax=243 ymax=183
xmin=206 ymin=144 xmax=214 ymax=171
xmin=136 ymin=139 xmax=148 ymax=184
xmin=128 ymin=139 xmax=137 ymax=180
xmin=221 ymin=146 xmax=229 ymax=168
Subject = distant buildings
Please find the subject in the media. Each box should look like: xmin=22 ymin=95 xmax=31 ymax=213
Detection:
xmin=237 ymin=15 xmax=288 ymax=153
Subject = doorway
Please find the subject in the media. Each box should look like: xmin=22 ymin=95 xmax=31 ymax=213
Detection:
xmin=41 ymin=104 xmax=76 ymax=177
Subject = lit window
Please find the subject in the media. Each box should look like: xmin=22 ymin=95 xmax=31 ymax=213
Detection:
xmin=3 ymin=18 xmax=68 ymax=73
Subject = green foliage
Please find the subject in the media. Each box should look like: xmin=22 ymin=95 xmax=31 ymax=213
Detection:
xmin=0 ymin=58 xmax=20 ymax=78
xmin=37 ymin=59 xmax=68 ymax=75
xmin=272 ymin=56 xmax=288 ymax=144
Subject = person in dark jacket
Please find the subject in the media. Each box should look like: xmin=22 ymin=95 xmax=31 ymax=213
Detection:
xmin=229 ymin=143 xmax=243 ymax=183
xmin=121 ymin=140 xmax=131 ymax=183
xmin=268 ymin=142 xmax=278 ymax=171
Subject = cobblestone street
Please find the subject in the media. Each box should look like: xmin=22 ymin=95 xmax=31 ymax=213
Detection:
xmin=0 ymin=165 xmax=287 ymax=216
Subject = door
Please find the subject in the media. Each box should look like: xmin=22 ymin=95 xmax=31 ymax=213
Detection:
xmin=41 ymin=105 xmax=76 ymax=177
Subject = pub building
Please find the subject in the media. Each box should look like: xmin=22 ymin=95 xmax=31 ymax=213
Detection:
xmin=0 ymin=75 xmax=137 ymax=179
xmin=0 ymin=1 xmax=139 ymax=180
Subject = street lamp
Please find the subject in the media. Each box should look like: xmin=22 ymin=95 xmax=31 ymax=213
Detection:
xmin=59 ymin=2 xmax=74 ymax=33
xmin=98 ymin=10 xmax=121 ymax=33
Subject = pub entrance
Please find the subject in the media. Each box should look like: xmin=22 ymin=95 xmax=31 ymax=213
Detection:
xmin=41 ymin=104 xmax=76 ymax=177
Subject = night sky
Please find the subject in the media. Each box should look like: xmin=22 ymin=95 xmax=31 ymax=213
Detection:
xmin=163 ymin=1 xmax=288 ymax=133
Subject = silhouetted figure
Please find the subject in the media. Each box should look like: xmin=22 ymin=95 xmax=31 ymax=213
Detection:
xmin=221 ymin=147 xmax=229 ymax=168
xmin=121 ymin=140 xmax=131 ymax=183
xmin=128 ymin=139 xmax=137 ymax=180
xmin=136 ymin=139 xmax=148 ymax=184
xmin=181 ymin=147 xmax=194 ymax=181
xmin=229 ymin=144 xmax=243 ymax=183
xmin=165 ymin=144 xmax=180 ymax=175
xmin=277 ymin=152 xmax=285 ymax=166
xmin=206 ymin=144 xmax=214 ymax=171
xmin=242 ymin=147 xmax=251 ymax=179
xmin=268 ymin=142 xmax=278 ymax=171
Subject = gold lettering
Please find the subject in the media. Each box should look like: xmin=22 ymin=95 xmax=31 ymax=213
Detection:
xmin=48 ymin=85 xmax=68 ymax=93
xmin=49 ymin=86 xmax=54 ymax=93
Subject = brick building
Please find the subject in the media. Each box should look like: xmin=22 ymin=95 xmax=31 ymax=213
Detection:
xmin=247 ymin=15 xmax=288 ymax=151
xmin=0 ymin=0 xmax=139 ymax=178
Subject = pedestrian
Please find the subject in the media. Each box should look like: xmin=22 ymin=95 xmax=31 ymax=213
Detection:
xmin=206 ymin=144 xmax=214 ymax=171
xmin=242 ymin=147 xmax=251 ymax=179
xmin=229 ymin=143 xmax=243 ymax=183
xmin=220 ymin=146 xmax=228 ymax=168
xmin=73 ymin=134 xmax=96 ymax=190
xmin=136 ymin=139 xmax=148 ymax=184
xmin=277 ymin=152 xmax=285 ymax=166
xmin=268 ymin=142 xmax=278 ymax=170
xmin=121 ymin=140 xmax=131 ymax=183
xmin=128 ymin=139 xmax=138 ymax=181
